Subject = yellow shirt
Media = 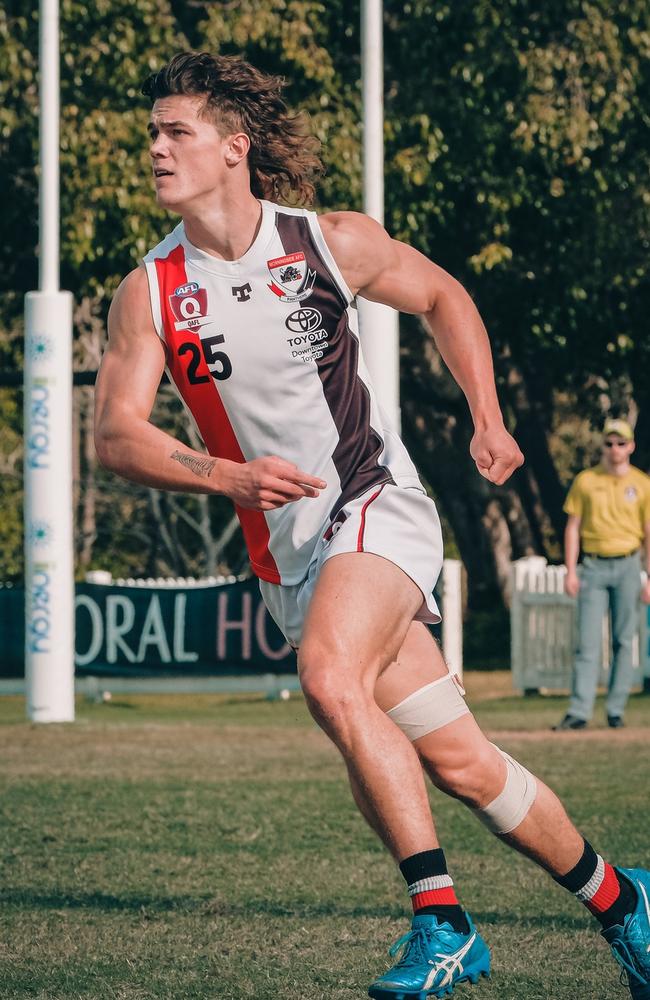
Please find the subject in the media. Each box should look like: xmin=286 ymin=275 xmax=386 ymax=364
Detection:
xmin=564 ymin=465 xmax=650 ymax=556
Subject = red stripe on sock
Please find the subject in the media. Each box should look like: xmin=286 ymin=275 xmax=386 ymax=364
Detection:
xmin=411 ymin=888 xmax=459 ymax=912
xmin=585 ymin=863 xmax=621 ymax=915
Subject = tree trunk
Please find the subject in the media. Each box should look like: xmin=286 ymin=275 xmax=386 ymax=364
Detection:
xmin=401 ymin=319 xmax=539 ymax=611
xmin=403 ymin=403 xmax=523 ymax=611
xmin=78 ymin=386 xmax=97 ymax=571
xmin=503 ymin=358 xmax=566 ymax=549
xmin=632 ymin=386 xmax=650 ymax=473
xmin=72 ymin=384 xmax=81 ymax=568
xmin=73 ymin=298 xmax=105 ymax=574
xmin=148 ymin=489 xmax=180 ymax=576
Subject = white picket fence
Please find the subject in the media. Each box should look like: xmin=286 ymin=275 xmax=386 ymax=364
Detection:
xmin=511 ymin=557 xmax=650 ymax=693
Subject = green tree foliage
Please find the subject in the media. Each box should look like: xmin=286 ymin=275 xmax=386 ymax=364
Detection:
xmin=1 ymin=1 xmax=187 ymax=580
xmin=1 ymin=0 xmax=186 ymax=330
xmin=380 ymin=1 xmax=650 ymax=604
xmin=195 ymin=0 xmax=364 ymax=211
xmin=385 ymin=1 xmax=649 ymax=385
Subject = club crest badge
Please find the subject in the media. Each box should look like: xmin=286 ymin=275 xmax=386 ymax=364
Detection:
xmin=624 ymin=486 xmax=638 ymax=501
xmin=169 ymin=282 xmax=211 ymax=332
xmin=267 ymin=252 xmax=316 ymax=303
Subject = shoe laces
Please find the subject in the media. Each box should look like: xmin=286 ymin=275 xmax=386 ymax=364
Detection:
xmin=608 ymin=879 xmax=650 ymax=990
xmin=608 ymin=936 xmax=648 ymax=987
xmin=388 ymin=924 xmax=450 ymax=968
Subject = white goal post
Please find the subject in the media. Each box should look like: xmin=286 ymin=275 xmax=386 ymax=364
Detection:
xmin=24 ymin=0 xmax=75 ymax=722
xmin=359 ymin=0 xmax=400 ymax=432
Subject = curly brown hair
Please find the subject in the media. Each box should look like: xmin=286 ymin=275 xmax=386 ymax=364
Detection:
xmin=142 ymin=52 xmax=324 ymax=206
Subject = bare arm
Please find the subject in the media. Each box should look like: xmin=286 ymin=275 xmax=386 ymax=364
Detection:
xmin=95 ymin=267 xmax=213 ymax=493
xmin=94 ymin=267 xmax=325 ymax=509
xmin=564 ymin=514 xmax=582 ymax=597
xmin=320 ymin=212 xmax=523 ymax=485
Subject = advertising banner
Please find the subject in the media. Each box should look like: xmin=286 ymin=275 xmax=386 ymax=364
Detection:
xmin=0 ymin=578 xmax=295 ymax=678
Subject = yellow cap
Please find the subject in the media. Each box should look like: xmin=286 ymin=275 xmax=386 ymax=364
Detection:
xmin=603 ymin=418 xmax=634 ymax=441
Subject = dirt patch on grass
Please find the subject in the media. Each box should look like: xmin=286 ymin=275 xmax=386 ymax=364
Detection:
xmin=463 ymin=671 xmax=515 ymax=701
xmin=485 ymin=726 xmax=649 ymax=743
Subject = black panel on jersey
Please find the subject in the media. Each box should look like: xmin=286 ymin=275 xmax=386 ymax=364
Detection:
xmin=275 ymin=213 xmax=394 ymax=520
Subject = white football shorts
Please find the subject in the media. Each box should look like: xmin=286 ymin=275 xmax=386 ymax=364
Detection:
xmin=259 ymin=481 xmax=443 ymax=648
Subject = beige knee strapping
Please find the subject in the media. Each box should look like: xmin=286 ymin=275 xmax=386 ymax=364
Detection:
xmin=386 ymin=673 xmax=469 ymax=741
xmin=472 ymin=745 xmax=537 ymax=834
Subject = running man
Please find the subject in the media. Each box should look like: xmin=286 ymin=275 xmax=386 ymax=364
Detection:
xmin=94 ymin=52 xmax=650 ymax=999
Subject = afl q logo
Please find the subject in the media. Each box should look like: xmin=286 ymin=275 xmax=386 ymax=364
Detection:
xmin=285 ymin=308 xmax=323 ymax=333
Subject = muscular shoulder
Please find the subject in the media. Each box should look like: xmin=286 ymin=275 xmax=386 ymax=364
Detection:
xmin=319 ymin=210 xmax=390 ymax=248
xmin=108 ymin=266 xmax=158 ymax=345
xmin=319 ymin=211 xmax=399 ymax=293
xmin=110 ymin=265 xmax=150 ymax=316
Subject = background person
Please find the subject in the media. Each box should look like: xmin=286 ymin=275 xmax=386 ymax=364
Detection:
xmin=555 ymin=418 xmax=650 ymax=731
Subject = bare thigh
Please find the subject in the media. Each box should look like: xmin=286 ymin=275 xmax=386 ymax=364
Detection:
xmin=374 ymin=621 xmax=450 ymax=711
xmin=298 ymin=551 xmax=424 ymax=687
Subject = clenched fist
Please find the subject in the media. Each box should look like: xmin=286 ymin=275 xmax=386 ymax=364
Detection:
xmin=470 ymin=424 xmax=524 ymax=486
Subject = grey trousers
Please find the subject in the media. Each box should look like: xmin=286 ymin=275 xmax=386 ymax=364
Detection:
xmin=568 ymin=552 xmax=641 ymax=720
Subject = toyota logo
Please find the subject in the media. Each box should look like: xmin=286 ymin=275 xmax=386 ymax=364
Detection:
xmin=285 ymin=308 xmax=323 ymax=333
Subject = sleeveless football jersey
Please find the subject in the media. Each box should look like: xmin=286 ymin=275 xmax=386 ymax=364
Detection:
xmin=142 ymin=199 xmax=422 ymax=585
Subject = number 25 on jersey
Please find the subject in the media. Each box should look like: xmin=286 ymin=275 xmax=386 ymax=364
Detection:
xmin=178 ymin=335 xmax=232 ymax=384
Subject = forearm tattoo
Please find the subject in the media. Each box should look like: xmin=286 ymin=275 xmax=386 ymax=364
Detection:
xmin=171 ymin=449 xmax=217 ymax=479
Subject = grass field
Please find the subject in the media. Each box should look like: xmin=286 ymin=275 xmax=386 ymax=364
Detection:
xmin=0 ymin=674 xmax=648 ymax=1000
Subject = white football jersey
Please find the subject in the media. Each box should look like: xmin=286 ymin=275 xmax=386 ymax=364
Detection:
xmin=143 ymin=199 xmax=422 ymax=585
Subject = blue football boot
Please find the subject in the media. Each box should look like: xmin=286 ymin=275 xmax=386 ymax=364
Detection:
xmin=368 ymin=913 xmax=490 ymax=999
xmin=602 ymin=868 xmax=650 ymax=1000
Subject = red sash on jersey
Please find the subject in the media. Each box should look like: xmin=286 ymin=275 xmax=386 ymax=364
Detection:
xmin=155 ymin=245 xmax=281 ymax=584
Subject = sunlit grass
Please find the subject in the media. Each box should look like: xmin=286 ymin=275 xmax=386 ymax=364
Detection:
xmin=0 ymin=681 xmax=647 ymax=998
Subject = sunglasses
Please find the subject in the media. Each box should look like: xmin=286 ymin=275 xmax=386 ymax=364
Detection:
xmin=603 ymin=440 xmax=629 ymax=448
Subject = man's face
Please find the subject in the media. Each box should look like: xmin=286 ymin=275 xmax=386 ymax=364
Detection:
xmin=148 ymin=95 xmax=230 ymax=210
xmin=602 ymin=435 xmax=634 ymax=465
